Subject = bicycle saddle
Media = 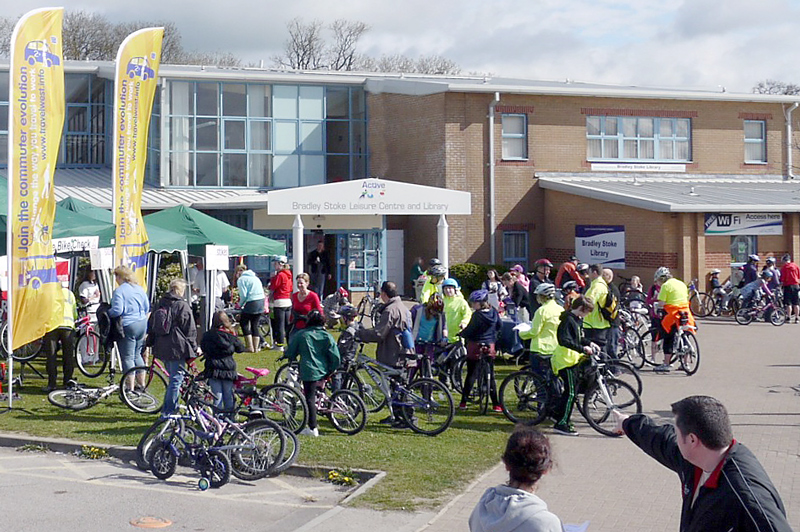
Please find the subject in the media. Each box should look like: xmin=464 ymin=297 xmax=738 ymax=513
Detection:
xmin=245 ymin=367 xmax=270 ymax=378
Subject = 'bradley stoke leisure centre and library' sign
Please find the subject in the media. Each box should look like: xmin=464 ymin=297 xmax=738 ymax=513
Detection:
xmin=267 ymin=178 xmax=472 ymax=216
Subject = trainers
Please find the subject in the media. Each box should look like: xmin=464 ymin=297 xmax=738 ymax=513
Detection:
xmin=299 ymin=427 xmax=319 ymax=437
xmin=378 ymin=416 xmax=396 ymax=425
xmin=492 ymin=405 xmax=503 ymax=413
xmin=654 ymin=364 xmax=671 ymax=373
xmin=458 ymin=402 xmax=468 ymax=410
xmin=553 ymin=423 xmax=579 ymax=436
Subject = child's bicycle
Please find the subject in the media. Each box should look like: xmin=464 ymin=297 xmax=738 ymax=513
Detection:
xmin=735 ymin=294 xmax=786 ymax=326
xmin=233 ymin=366 xmax=309 ymax=434
xmin=74 ymin=306 xmax=110 ymax=378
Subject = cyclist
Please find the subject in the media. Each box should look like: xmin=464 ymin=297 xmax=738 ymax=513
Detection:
xmin=420 ymin=264 xmax=447 ymax=304
xmin=411 ymin=293 xmax=446 ymax=349
xmin=742 ymin=254 xmax=760 ymax=285
xmin=708 ymin=269 xmax=729 ymax=312
xmin=763 ymin=257 xmax=781 ymax=292
xmin=780 ymin=254 xmax=800 ymax=323
xmin=740 ymin=270 xmax=773 ymax=310
xmin=519 ymin=283 xmax=562 ymax=379
xmin=582 ymin=264 xmax=611 ymax=349
xmin=551 ymin=295 xmax=597 ymax=436
xmin=442 ymin=278 xmax=472 ymax=343
xmin=528 ymin=259 xmax=554 ymax=315
xmin=336 ymin=305 xmax=360 ymax=365
xmin=561 ymin=281 xmax=580 ymax=310
xmin=653 ymin=267 xmax=695 ymax=374
xmin=555 ymin=255 xmax=585 ymax=290
xmin=458 ymin=289 xmax=502 ymax=412
xmin=575 ymin=263 xmax=590 ymax=291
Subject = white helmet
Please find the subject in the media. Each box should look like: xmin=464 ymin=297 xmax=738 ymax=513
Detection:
xmin=710 ymin=268 xmax=721 ymax=274
xmin=533 ymin=283 xmax=556 ymax=299
xmin=274 ymin=255 xmax=288 ymax=264
xmin=654 ymin=266 xmax=671 ymax=282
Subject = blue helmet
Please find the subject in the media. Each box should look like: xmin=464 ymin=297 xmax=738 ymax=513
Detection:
xmin=442 ymin=278 xmax=460 ymax=289
xmin=468 ymin=289 xmax=489 ymax=303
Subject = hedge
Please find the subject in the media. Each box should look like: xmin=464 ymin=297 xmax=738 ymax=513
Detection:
xmin=449 ymin=263 xmax=508 ymax=295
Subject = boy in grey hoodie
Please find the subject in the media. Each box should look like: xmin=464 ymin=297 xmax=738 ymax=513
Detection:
xmin=470 ymin=425 xmax=564 ymax=532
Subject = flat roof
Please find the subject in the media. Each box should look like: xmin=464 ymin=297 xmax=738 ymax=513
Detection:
xmin=538 ymin=173 xmax=800 ymax=213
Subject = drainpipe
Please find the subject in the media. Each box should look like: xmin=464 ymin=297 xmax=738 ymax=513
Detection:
xmin=785 ymin=102 xmax=799 ymax=180
xmin=488 ymin=92 xmax=500 ymax=263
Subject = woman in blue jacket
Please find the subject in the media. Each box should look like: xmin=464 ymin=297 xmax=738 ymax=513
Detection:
xmin=235 ymin=264 xmax=266 ymax=353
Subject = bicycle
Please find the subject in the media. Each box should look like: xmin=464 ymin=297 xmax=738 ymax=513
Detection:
xmin=233 ymin=366 xmax=309 ymax=434
xmin=224 ymin=307 xmax=273 ymax=350
xmin=641 ymin=311 xmax=701 ymax=375
xmin=688 ymin=279 xmax=713 ymax=318
xmin=355 ymin=281 xmax=382 ymax=325
xmin=459 ymin=344 xmax=498 ymax=415
xmin=735 ymin=294 xmax=786 ymax=326
xmin=0 ymin=320 xmax=45 ymax=362
xmin=74 ymin=307 xmax=110 ymax=378
xmin=499 ymin=347 xmax=642 ymax=437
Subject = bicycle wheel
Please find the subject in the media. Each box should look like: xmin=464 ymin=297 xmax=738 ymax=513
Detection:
xmin=119 ymin=365 xmax=168 ymax=414
xmin=582 ymin=378 xmax=641 ymax=437
xmin=498 ymin=370 xmax=548 ymax=425
xmin=735 ymin=308 xmax=753 ymax=325
xmin=453 ymin=356 xmax=471 ymax=396
xmin=619 ymin=328 xmax=646 ymax=369
xmin=769 ymin=308 xmax=787 ymax=326
xmin=47 ymin=388 xmax=91 ymax=410
xmin=258 ymin=314 xmax=273 ymax=349
xmin=641 ymin=329 xmax=661 ymax=367
xmin=604 ymin=360 xmax=643 ymax=396
xmin=327 ymin=390 xmax=367 ymax=435
xmin=149 ymin=440 xmax=177 ymax=480
xmin=477 ymin=362 xmax=490 ymax=415
xmin=200 ymin=449 xmax=231 ymax=488
xmin=273 ymin=362 xmax=302 ymax=392
xmin=690 ymin=292 xmax=711 ymax=318
xmin=399 ymin=378 xmax=454 ymax=436
xmin=76 ymin=330 xmax=109 ymax=378
xmin=9 ymin=331 xmax=44 ymax=362
xmin=344 ymin=367 xmax=387 ymax=413
xmin=677 ymin=333 xmax=700 ymax=376
xmin=135 ymin=417 xmax=186 ymax=471
xmin=228 ymin=419 xmax=286 ymax=481
xmin=255 ymin=383 xmax=308 ymax=434
xmin=270 ymin=428 xmax=300 ymax=476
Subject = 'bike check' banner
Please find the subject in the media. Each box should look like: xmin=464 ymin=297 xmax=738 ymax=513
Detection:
xmin=113 ymin=27 xmax=164 ymax=286
xmin=575 ymin=225 xmax=625 ymax=269
xmin=8 ymin=8 xmax=65 ymax=349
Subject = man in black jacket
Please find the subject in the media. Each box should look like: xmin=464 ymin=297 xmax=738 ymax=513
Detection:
xmin=615 ymin=396 xmax=791 ymax=532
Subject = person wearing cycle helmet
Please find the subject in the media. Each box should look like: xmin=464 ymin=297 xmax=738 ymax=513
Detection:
xmin=285 ymin=309 xmax=341 ymax=437
xmin=740 ymin=269 xmax=774 ymax=311
xmin=763 ymin=257 xmax=780 ymax=291
xmin=336 ymin=305 xmax=360 ymax=365
xmin=575 ymin=263 xmax=590 ymax=290
xmin=582 ymin=264 xmax=611 ymax=349
xmin=743 ymin=254 xmax=760 ymax=286
xmin=555 ymin=255 xmax=585 ymax=290
xmin=442 ymin=277 xmax=472 ymax=344
xmin=519 ymin=283 xmax=562 ymax=380
xmin=528 ymin=259 xmax=554 ymax=315
xmin=561 ymin=280 xmax=580 ymax=310
xmin=420 ymin=264 xmax=448 ymax=304
xmin=653 ymin=266 xmax=695 ymax=373
xmin=458 ymin=289 xmax=502 ymax=412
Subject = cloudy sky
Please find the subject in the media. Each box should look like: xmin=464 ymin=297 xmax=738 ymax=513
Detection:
xmin=8 ymin=0 xmax=800 ymax=93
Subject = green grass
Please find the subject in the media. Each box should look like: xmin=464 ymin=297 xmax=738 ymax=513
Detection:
xmin=0 ymin=343 xmax=522 ymax=511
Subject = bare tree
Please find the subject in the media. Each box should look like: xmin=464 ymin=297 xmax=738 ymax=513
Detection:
xmin=416 ymin=55 xmax=461 ymax=75
xmin=753 ymin=79 xmax=800 ymax=95
xmin=272 ymin=18 xmax=325 ymax=70
xmin=328 ymin=19 xmax=369 ymax=71
xmin=63 ymin=10 xmax=115 ymax=60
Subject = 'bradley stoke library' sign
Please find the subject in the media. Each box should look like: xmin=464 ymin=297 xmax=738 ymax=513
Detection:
xmin=267 ymin=178 xmax=472 ymax=216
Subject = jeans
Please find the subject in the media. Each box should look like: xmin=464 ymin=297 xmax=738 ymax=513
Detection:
xmin=271 ymin=306 xmax=291 ymax=345
xmin=310 ymin=272 xmax=325 ymax=297
xmin=162 ymin=359 xmax=186 ymax=417
xmin=118 ymin=318 xmax=147 ymax=373
xmin=209 ymin=378 xmax=235 ymax=412
xmin=605 ymin=325 xmax=620 ymax=358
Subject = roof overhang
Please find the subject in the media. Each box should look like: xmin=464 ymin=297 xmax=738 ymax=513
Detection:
xmin=267 ymin=178 xmax=471 ymax=215
xmin=538 ymin=173 xmax=800 ymax=213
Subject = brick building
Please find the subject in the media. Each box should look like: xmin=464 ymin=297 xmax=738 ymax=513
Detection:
xmin=366 ymin=77 xmax=800 ymax=290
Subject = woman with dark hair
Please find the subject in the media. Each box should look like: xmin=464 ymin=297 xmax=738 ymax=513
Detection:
xmin=469 ymin=424 xmax=563 ymax=532
xmin=201 ymin=311 xmax=245 ymax=413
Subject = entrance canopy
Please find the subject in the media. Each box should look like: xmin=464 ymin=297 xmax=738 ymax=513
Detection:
xmin=267 ymin=178 xmax=472 ymax=215
xmin=144 ymin=204 xmax=285 ymax=256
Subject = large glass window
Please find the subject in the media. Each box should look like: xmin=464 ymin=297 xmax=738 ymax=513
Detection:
xmin=502 ymin=231 xmax=528 ymax=270
xmin=501 ymin=114 xmax=527 ymax=160
xmin=744 ymin=120 xmax=766 ymax=163
xmin=587 ymin=116 xmax=691 ymax=162
xmin=60 ymin=73 xmax=109 ymax=166
xmin=163 ymin=81 xmax=367 ymax=188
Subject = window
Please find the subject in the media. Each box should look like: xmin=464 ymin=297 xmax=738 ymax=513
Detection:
xmin=501 ymin=114 xmax=527 ymax=160
xmin=587 ymin=116 xmax=691 ymax=161
xmin=744 ymin=120 xmax=766 ymax=163
xmin=731 ymin=235 xmax=757 ymax=264
xmin=502 ymin=231 xmax=528 ymax=270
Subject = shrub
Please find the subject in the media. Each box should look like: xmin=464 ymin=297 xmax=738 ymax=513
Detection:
xmin=449 ymin=263 xmax=508 ymax=295
xmin=155 ymin=261 xmax=184 ymax=301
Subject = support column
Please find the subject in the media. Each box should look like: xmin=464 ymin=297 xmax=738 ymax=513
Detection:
xmin=293 ymin=215 xmax=305 ymax=291
xmin=695 ymin=214 xmax=706 ymax=290
xmin=787 ymin=213 xmax=800 ymax=261
xmin=678 ymin=213 xmax=693 ymax=282
xmin=437 ymin=214 xmax=449 ymax=270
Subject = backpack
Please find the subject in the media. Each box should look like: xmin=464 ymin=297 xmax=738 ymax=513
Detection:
xmin=600 ymin=289 xmax=619 ymax=322
xmin=152 ymin=303 xmax=174 ymax=336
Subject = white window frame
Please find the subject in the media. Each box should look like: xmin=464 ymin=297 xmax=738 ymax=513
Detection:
xmin=744 ymin=120 xmax=767 ymax=164
xmin=586 ymin=116 xmax=691 ymax=162
xmin=501 ymin=113 xmax=528 ymax=161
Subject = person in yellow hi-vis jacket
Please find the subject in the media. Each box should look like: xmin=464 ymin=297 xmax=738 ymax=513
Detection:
xmin=582 ymin=264 xmax=610 ymax=349
xmin=518 ymin=283 xmax=562 ymax=377
xmin=442 ymin=277 xmax=472 ymax=343
xmin=420 ymin=264 xmax=447 ymax=304
xmin=43 ymin=282 xmax=78 ymax=392
xmin=551 ymin=295 xmax=598 ymax=436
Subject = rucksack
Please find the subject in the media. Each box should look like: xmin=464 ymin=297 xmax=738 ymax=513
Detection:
xmin=152 ymin=303 xmax=174 ymax=336
xmin=600 ymin=289 xmax=619 ymax=322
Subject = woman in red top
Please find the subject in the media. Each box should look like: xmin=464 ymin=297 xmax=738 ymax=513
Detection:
xmin=291 ymin=273 xmax=323 ymax=335
xmin=268 ymin=256 xmax=293 ymax=350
